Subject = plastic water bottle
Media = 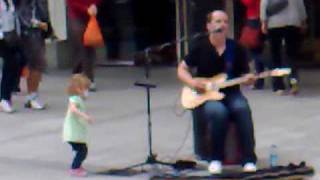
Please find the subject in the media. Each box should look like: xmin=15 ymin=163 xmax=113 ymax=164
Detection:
xmin=269 ymin=144 xmax=278 ymax=167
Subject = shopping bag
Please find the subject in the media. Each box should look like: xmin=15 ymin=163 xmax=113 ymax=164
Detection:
xmin=83 ymin=15 xmax=104 ymax=47
xmin=239 ymin=25 xmax=262 ymax=49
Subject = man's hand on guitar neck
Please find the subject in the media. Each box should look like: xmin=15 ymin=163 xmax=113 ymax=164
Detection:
xmin=190 ymin=78 xmax=207 ymax=93
xmin=242 ymin=73 xmax=257 ymax=86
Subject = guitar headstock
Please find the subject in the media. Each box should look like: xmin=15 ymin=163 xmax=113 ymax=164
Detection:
xmin=270 ymin=68 xmax=292 ymax=77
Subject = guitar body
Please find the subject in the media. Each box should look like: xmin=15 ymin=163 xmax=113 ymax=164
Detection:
xmin=180 ymin=68 xmax=291 ymax=109
xmin=181 ymin=73 xmax=227 ymax=109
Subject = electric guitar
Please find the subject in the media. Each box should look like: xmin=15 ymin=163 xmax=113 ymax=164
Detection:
xmin=180 ymin=68 xmax=291 ymax=109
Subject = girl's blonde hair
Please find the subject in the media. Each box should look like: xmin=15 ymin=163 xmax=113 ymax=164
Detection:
xmin=67 ymin=74 xmax=91 ymax=96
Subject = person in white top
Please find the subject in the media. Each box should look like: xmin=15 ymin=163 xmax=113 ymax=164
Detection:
xmin=260 ymin=0 xmax=307 ymax=95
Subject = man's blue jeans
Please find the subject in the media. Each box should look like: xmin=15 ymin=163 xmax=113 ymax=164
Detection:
xmin=193 ymin=91 xmax=257 ymax=165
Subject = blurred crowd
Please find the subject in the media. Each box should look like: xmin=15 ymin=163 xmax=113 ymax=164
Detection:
xmin=0 ymin=0 xmax=308 ymax=111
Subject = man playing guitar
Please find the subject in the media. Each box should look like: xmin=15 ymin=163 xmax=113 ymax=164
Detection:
xmin=177 ymin=10 xmax=257 ymax=174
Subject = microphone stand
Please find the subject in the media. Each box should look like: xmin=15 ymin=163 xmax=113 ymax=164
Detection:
xmin=128 ymin=47 xmax=174 ymax=170
xmin=104 ymin=46 xmax=174 ymax=176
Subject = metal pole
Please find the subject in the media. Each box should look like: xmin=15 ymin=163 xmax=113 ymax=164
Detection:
xmin=225 ymin=0 xmax=234 ymax=38
xmin=175 ymin=0 xmax=182 ymax=63
xmin=182 ymin=0 xmax=189 ymax=55
xmin=146 ymin=87 xmax=152 ymax=156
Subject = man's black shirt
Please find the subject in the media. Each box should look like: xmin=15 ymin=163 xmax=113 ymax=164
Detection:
xmin=184 ymin=37 xmax=250 ymax=91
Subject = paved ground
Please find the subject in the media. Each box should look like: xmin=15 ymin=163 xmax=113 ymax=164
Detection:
xmin=0 ymin=66 xmax=319 ymax=179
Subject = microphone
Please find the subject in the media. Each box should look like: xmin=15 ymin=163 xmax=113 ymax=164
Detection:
xmin=211 ymin=28 xmax=223 ymax=33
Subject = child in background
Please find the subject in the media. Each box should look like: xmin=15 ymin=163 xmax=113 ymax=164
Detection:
xmin=63 ymin=74 xmax=94 ymax=177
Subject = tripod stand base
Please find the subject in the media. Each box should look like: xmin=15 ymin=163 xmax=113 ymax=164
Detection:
xmin=97 ymin=154 xmax=174 ymax=176
xmin=126 ymin=154 xmax=173 ymax=169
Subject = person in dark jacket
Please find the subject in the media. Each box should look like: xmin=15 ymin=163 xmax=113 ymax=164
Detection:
xmin=16 ymin=0 xmax=51 ymax=110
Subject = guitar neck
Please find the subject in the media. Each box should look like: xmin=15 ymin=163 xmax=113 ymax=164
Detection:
xmin=219 ymin=71 xmax=271 ymax=89
xmin=257 ymin=71 xmax=272 ymax=79
xmin=219 ymin=77 xmax=248 ymax=88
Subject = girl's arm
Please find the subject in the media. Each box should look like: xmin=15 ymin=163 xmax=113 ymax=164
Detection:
xmin=69 ymin=102 xmax=94 ymax=124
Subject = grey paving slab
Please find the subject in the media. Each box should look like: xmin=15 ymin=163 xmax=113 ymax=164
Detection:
xmin=0 ymin=66 xmax=319 ymax=179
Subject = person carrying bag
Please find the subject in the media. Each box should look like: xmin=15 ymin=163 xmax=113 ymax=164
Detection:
xmin=260 ymin=0 xmax=307 ymax=95
xmin=67 ymin=0 xmax=102 ymax=91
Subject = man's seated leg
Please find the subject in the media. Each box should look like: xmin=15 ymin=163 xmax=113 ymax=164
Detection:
xmin=224 ymin=92 xmax=257 ymax=172
xmin=194 ymin=100 xmax=229 ymax=174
